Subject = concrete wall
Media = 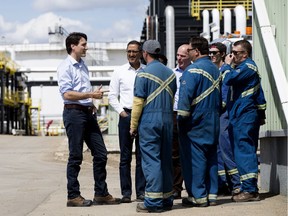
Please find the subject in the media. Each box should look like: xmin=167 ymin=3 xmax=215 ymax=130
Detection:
xmin=260 ymin=133 xmax=287 ymax=195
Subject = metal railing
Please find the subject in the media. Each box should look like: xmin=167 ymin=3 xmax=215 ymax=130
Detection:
xmin=190 ymin=0 xmax=252 ymax=20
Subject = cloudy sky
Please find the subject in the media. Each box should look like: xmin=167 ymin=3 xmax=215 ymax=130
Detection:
xmin=0 ymin=0 xmax=150 ymax=44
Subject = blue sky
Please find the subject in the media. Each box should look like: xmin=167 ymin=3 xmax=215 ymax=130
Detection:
xmin=0 ymin=0 xmax=150 ymax=44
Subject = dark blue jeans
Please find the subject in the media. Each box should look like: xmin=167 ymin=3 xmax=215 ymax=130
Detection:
xmin=118 ymin=113 xmax=145 ymax=197
xmin=63 ymin=108 xmax=109 ymax=199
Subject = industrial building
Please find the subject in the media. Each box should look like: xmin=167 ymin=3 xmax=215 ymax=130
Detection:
xmin=0 ymin=0 xmax=287 ymax=195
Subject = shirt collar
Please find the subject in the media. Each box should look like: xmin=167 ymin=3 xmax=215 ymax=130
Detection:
xmin=68 ymin=55 xmax=84 ymax=67
xmin=127 ymin=63 xmax=145 ymax=71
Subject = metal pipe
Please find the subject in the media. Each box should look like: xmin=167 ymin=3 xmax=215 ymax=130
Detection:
xmin=165 ymin=5 xmax=175 ymax=69
xmin=202 ymin=10 xmax=210 ymax=41
xmin=234 ymin=5 xmax=246 ymax=35
xmin=211 ymin=9 xmax=220 ymax=40
xmin=223 ymin=8 xmax=232 ymax=35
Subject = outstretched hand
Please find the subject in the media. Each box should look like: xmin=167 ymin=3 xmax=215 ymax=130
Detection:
xmin=92 ymin=85 xmax=104 ymax=99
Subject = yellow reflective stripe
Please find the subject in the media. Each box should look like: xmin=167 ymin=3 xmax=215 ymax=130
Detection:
xmin=241 ymin=83 xmax=260 ymax=98
xmin=222 ymin=101 xmax=226 ymax=109
xmin=163 ymin=191 xmax=174 ymax=199
xmin=145 ymin=191 xmax=163 ymax=199
xmin=145 ymin=73 xmax=175 ymax=106
xmin=138 ymin=73 xmax=175 ymax=107
xmin=177 ymin=110 xmax=190 ymax=117
xmin=246 ymin=63 xmax=261 ymax=78
xmin=194 ymin=196 xmax=208 ymax=204
xmin=246 ymin=63 xmax=257 ymax=72
xmin=240 ymin=173 xmax=258 ymax=181
xmin=138 ymin=73 xmax=174 ymax=97
xmin=227 ymin=168 xmax=239 ymax=176
xmin=257 ymin=103 xmax=266 ymax=110
xmin=222 ymin=69 xmax=231 ymax=80
xmin=208 ymin=194 xmax=217 ymax=200
xmin=191 ymin=75 xmax=221 ymax=106
xmin=188 ymin=68 xmax=220 ymax=91
xmin=218 ymin=170 xmax=226 ymax=176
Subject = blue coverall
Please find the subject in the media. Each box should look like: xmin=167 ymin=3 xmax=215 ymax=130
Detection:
xmin=177 ymin=56 xmax=221 ymax=205
xmin=217 ymin=80 xmax=241 ymax=192
xmin=134 ymin=60 xmax=177 ymax=209
xmin=221 ymin=58 xmax=266 ymax=193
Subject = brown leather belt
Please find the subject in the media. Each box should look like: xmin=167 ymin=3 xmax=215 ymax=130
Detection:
xmin=64 ymin=104 xmax=94 ymax=113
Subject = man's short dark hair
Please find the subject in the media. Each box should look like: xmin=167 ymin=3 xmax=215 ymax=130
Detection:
xmin=65 ymin=32 xmax=87 ymax=54
xmin=210 ymin=42 xmax=227 ymax=54
xmin=189 ymin=36 xmax=209 ymax=55
xmin=127 ymin=40 xmax=142 ymax=51
xmin=233 ymin=39 xmax=252 ymax=57
xmin=158 ymin=54 xmax=168 ymax=66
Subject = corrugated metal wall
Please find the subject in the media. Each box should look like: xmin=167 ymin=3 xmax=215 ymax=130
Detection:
xmin=253 ymin=0 xmax=288 ymax=132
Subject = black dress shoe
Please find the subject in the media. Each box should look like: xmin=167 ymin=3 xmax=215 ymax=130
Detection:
xmin=121 ymin=196 xmax=131 ymax=203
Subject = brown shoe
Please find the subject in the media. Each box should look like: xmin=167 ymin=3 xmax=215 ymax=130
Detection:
xmin=67 ymin=195 xmax=92 ymax=207
xmin=93 ymin=194 xmax=121 ymax=205
xmin=232 ymin=188 xmax=241 ymax=196
xmin=232 ymin=192 xmax=260 ymax=202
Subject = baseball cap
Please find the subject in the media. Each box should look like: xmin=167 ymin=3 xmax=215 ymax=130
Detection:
xmin=142 ymin=40 xmax=161 ymax=54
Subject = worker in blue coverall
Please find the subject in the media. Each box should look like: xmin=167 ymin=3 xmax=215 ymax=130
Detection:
xmin=130 ymin=40 xmax=176 ymax=213
xmin=209 ymin=42 xmax=241 ymax=196
xmin=177 ymin=36 xmax=221 ymax=207
xmin=221 ymin=39 xmax=266 ymax=202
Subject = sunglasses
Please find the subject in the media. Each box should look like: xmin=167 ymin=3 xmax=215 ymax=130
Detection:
xmin=209 ymin=51 xmax=220 ymax=56
xmin=231 ymin=50 xmax=245 ymax=55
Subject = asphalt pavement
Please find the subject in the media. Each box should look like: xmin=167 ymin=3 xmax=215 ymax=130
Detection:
xmin=0 ymin=135 xmax=287 ymax=216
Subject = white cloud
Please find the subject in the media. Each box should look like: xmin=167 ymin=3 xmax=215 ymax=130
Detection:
xmin=99 ymin=19 xmax=136 ymax=42
xmin=3 ymin=13 xmax=89 ymax=44
xmin=0 ymin=1 xmax=149 ymax=44
xmin=33 ymin=0 xmax=148 ymax=11
xmin=0 ymin=16 xmax=15 ymax=32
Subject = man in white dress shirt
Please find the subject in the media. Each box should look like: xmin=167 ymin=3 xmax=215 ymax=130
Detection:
xmin=172 ymin=44 xmax=192 ymax=199
xmin=108 ymin=40 xmax=146 ymax=203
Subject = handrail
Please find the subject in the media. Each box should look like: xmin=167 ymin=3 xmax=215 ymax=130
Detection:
xmin=253 ymin=0 xmax=288 ymax=123
xmin=0 ymin=52 xmax=19 ymax=74
xmin=191 ymin=0 xmax=252 ymax=20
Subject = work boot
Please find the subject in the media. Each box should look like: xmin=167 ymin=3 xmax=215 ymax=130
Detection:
xmin=120 ymin=196 xmax=132 ymax=203
xmin=136 ymin=203 xmax=163 ymax=213
xmin=182 ymin=197 xmax=208 ymax=207
xmin=232 ymin=191 xmax=260 ymax=202
xmin=93 ymin=194 xmax=121 ymax=205
xmin=66 ymin=195 xmax=92 ymax=207
xmin=173 ymin=191 xmax=182 ymax=199
xmin=232 ymin=188 xmax=241 ymax=196
xmin=136 ymin=194 xmax=145 ymax=202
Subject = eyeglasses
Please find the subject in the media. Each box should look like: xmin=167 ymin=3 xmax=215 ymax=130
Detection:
xmin=209 ymin=51 xmax=220 ymax=56
xmin=126 ymin=50 xmax=140 ymax=54
xmin=231 ymin=50 xmax=245 ymax=55
xmin=187 ymin=48 xmax=196 ymax=53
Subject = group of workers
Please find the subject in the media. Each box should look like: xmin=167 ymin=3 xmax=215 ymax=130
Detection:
xmin=57 ymin=31 xmax=266 ymax=213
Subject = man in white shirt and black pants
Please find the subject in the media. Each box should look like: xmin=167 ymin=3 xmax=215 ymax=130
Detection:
xmin=108 ymin=40 xmax=146 ymax=203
